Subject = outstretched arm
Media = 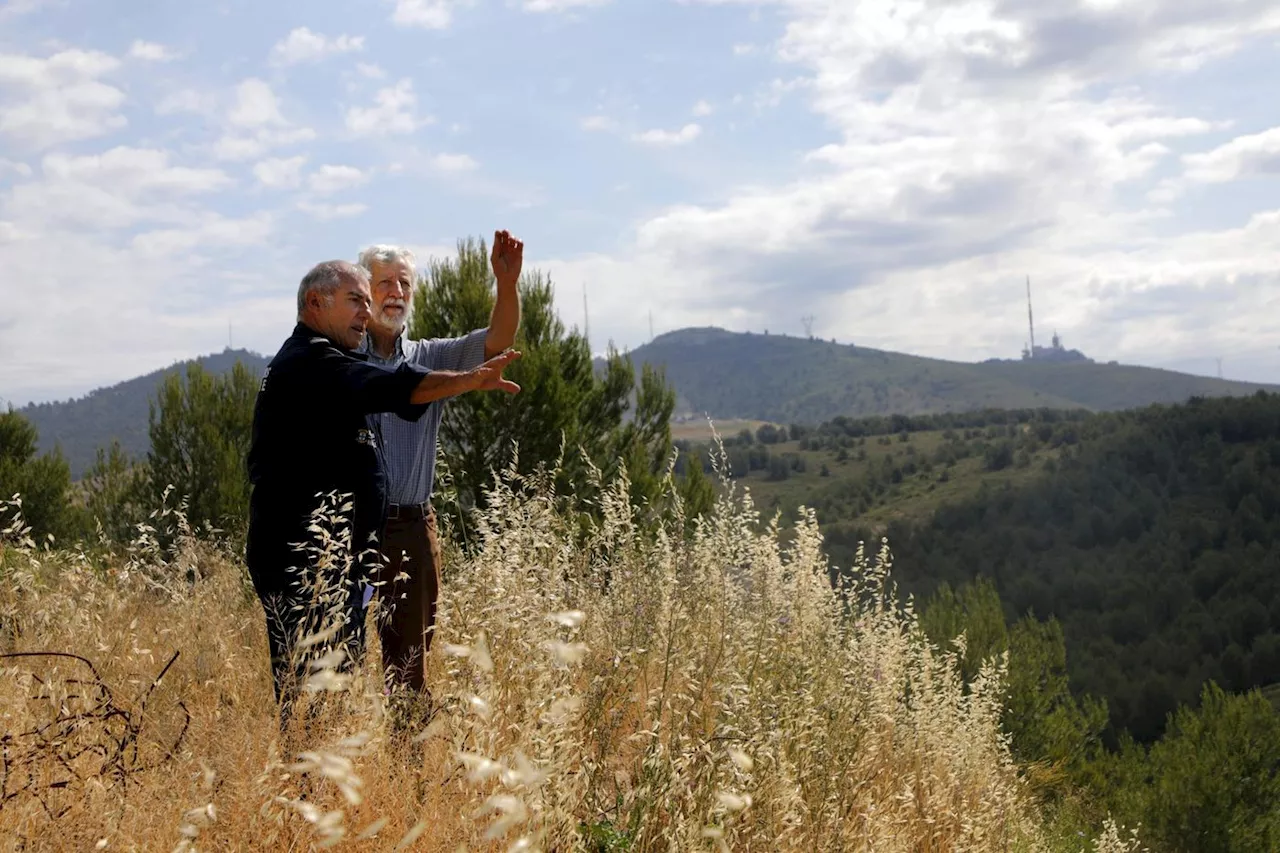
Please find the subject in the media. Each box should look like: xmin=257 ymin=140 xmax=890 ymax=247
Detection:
xmin=485 ymin=229 xmax=523 ymax=359
xmin=408 ymin=349 xmax=522 ymax=405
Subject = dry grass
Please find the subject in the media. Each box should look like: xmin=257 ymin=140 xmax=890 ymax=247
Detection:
xmin=0 ymin=455 xmax=1140 ymax=852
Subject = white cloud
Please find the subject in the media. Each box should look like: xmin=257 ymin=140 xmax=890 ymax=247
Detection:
xmin=391 ymin=0 xmax=459 ymax=29
xmin=42 ymin=147 xmax=229 ymax=194
xmin=1183 ymin=126 xmax=1280 ymax=183
xmin=580 ymin=115 xmax=618 ymax=132
xmin=430 ymin=152 xmax=478 ymax=172
xmin=308 ymin=164 xmax=368 ymax=194
xmin=212 ymin=126 xmax=316 ymax=162
xmin=270 ymin=27 xmax=364 ymax=65
xmin=130 ymin=211 xmax=274 ymax=258
xmin=128 ymin=40 xmax=177 ymax=62
xmin=253 ymin=155 xmax=307 ymax=189
xmin=0 ymin=157 xmax=32 ymax=177
xmin=632 ymin=123 xmax=702 ymax=146
xmin=345 ymin=78 xmax=424 ymax=134
xmin=2 ymin=146 xmax=232 ymax=234
xmin=228 ymin=78 xmax=285 ymax=127
xmin=0 ymin=0 xmax=54 ymax=21
xmin=522 ymin=0 xmax=610 ymax=12
xmin=546 ymin=0 xmax=1280 ymax=376
xmin=692 ymin=99 xmax=713 ymax=117
xmin=298 ymin=200 xmax=368 ymax=220
xmin=212 ymin=79 xmax=315 ymax=161
xmin=155 ymin=88 xmax=217 ymax=116
xmin=0 ymin=49 xmax=125 ymax=149
xmin=356 ymin=62 xmax=386 ymax=79
xmin=0 ymin=132 xmax=277 ymax=403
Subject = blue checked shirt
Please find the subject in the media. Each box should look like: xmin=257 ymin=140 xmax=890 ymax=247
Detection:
xmin=360 ymin=327 xmax=489 ymax=506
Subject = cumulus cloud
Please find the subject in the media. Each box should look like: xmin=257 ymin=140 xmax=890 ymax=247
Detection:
xmin=520 ymin=0 xmax=1280 ymax=382
xmin=390 ymin=0 xmax=460 ymax=29
xmin=632 ymin=123 xmax=701 ymax=146
xmin=1183 ymin=126 xmax=1280 ymax=183
xmin=0 ymin=48 xmax=126 ymax=149
xmin=307 ymin=164 xmax=368 ymax=194
xmin=298 ymin=200 xmax=368 ymax=220
xmin=345 ymin=78 xmax=424 ymax=134
xmin=211 ymin=79 xmax=315 ymax=161
xmin=269 ymin=27 xmax=364 ymax=65
xmin=129 ymin=40 xmax=178 ymax=62
xmin=228 ymin=78 xmax=285 ymax=127
xmin=583 ymin=0 xmax=1276 ymax=358
xmin=253 ymin=155 xmax=307 ymax=189
xmin=0 ymin=138 xmax=277 ymax=403
xmin=580 ymin=115 xmax=618 ymax=132
xmin=430 ymin=152 xmax=478 ymax=172
xmin=522 ymin=0 xmax=610 ymax=12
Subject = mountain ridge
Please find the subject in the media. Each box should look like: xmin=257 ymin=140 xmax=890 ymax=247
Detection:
xmin=17 ymin=328 xmax=1279 ymax=478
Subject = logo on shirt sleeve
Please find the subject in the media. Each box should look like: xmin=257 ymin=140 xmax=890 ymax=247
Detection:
xmin=356 ymin=427 xmax=378 ymax=448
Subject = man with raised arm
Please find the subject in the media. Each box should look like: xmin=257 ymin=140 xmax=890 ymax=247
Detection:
xmin=245 ymin=258 xmax=520 ymax=719
xmin=355 ymin=231 xmax=523 ymax=701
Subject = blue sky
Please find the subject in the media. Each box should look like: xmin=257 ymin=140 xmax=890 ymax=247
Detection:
xmin=1 ymin=0 xmax=1278 ymax=407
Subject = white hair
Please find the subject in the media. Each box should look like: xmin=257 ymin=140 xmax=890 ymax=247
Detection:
xmin=297 ymin=260 xmax=368 ymax=318
xmin=357 ymin=244 xmax=418 ymax=280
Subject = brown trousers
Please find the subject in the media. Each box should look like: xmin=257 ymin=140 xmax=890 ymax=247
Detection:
xmin=373 ymin=508 xmax=442 ymax=692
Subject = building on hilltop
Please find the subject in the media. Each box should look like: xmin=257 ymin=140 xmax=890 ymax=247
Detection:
xmin=1018 ymin=276 xmax=1093 ymax=364
xmin=1021 ymin=331 xmax=1093 ymax=363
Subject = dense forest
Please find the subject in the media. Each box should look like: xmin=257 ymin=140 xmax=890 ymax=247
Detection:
xmin=801 ymin=393 xmax=1280 ymax=743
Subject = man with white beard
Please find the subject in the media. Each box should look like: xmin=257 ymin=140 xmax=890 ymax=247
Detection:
xmin=356 ymin=231 xmax=523 ymax=709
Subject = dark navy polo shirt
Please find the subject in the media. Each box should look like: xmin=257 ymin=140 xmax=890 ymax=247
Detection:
xmin=245 ymin=322 xmax=431 ymax=593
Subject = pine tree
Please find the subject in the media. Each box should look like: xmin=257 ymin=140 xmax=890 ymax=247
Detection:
xmin=0 ymin=408 xmax=72 ymax=542
xmin=409 ymin=236 xmax=681 ymax=541
xmin=146 ymin=361 xmax=258 ymax=538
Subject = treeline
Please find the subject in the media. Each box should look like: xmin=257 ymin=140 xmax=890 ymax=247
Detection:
xmin=824 ymin=392 xmax=1280 ymax=744
xmin=921 ymin=576 xmax=1280 ymax=852
xmin=1 ymin=236 xmax=713 ymax=552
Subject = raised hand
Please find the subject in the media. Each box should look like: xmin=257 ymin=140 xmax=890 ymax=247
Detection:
xmin=490 ymin=229 xmax=523 ymax=287
xmin=469 ymin=349 xmax=522 ymax=394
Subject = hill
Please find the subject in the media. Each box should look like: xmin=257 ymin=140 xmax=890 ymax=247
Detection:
xmin=20 ymin=325 xmax=1278 ymax=479
xmin=679 ymin=394 xmax=1280 ymax=744
xmin=19 ymin=348 xmax=270 ymax=478
xmin=627 ymin=327 xmax=1279 ymax=424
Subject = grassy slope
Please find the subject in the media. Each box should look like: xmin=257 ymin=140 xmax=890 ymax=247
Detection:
xmin=708 ymin=425 xmax=1054 ymax=534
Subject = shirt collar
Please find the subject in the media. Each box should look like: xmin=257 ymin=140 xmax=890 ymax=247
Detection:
xmin=358 ymin=327 xmax=407 ymax=361
xmin=295 ymin=322 xmax=371 ymax=359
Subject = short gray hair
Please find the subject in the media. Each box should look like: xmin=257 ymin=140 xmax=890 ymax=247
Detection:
xmin=357 ymin=244 xmax=417 ymax=281
xmin=297 ymin=260 xmax=369 ymax=317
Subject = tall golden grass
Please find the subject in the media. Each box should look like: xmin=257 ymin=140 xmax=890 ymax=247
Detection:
xmin=0 ymin=454 xmax=1146 ymax=852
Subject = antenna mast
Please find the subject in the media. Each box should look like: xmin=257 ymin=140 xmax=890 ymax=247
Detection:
xmin=1026 ymin=275 xmax=1036 ymax=358
xmin=801 ymin=315 xmax=815 ymax=338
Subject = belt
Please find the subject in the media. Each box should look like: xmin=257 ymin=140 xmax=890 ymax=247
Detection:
xmin=387 ymin=501 xmax=430 ymax=521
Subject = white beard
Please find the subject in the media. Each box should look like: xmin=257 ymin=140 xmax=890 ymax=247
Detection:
xmin=374 ymin=301 xmax=409 ymax=335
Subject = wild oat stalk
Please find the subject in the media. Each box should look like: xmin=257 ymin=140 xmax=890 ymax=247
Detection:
xmin=0 ymin=453 xmax=1146 ymax=851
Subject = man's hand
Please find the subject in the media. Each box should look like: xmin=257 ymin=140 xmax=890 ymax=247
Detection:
xmin=490 ymin=229 xmax=523 ymax=287
xmin=468 ymin=349 xmax=522 ymax=394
